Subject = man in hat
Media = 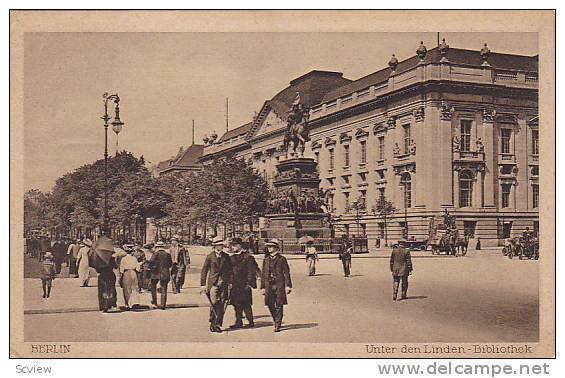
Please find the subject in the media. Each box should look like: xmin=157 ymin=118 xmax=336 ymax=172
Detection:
xmin=149 ymin=241 xmax=173 ymax=310
xmin=139 ymin=243 xmax=154 ymax=292
xmin=390 ymin=239 xmax=413 ymax=301
xmin=261 ymin=239 xmax=292 ymax=332
xmin=52 ymin=237 xmax=66 ymax=275
xmin=338 ymin=241 xmax=353 ymax=277
xmin=170 ymin=235 xmax=190 ymax=294
xmin=200 ymin=236 xmax=232 ymax=333
xmin=40 ymin=252 xmax=56 ymax=298
xmin=66 ymin=239 xmax=81 ymax=277
xmin=228 ymin=237 xmax=257 ymax=329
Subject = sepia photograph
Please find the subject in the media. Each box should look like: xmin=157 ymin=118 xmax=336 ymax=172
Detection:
xmin=9 ymin=10 xmax=555 ymax=358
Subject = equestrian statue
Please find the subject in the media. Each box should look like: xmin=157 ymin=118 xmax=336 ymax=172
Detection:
xmin=283 ymin=92 xmax=310 ymax=157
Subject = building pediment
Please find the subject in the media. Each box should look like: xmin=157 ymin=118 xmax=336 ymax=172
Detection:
xmin=311 ymin=140 xmax=322 ymax=150
xmin=251 ymin=107 xmax=288 ymax=138
xmin=355 ymin=127 xmax=369 ymax=139
xmin=373 ymin=123 xmax=387 ymax=134
xmin=339 ymin=132 xmax=352 ymax=144
xmin=324 ymin=136 xmax=336 ymax=147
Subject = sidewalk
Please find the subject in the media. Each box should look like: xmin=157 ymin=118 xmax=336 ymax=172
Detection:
xmin=24 ymin=268 xmax=209 ymax=315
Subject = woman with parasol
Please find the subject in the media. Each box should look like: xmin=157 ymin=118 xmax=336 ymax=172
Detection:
xmin=89 ymin=236 xmax=119 ymax=313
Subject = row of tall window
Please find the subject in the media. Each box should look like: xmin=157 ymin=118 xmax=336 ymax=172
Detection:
xmin=459 ymin=171 xmax=539 ymax=209
xmin=458 ymin=120 xmax=539 ymax=155
xmin=338 ymin=172 xmax=538 ymax=212
xmin=326 ymin=134 xmax=393 ymax=170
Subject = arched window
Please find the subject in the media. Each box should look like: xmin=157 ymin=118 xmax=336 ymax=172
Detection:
xmin=400 ymin=173 xmax=412 ymax=208
xmin=459 ymin=170 xmax=473 ymax=208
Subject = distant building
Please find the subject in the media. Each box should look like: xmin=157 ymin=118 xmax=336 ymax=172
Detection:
xmin=198 ymin=41 xmax=539 ymax=246
xmin=155 ymin=144 xmax=204 ymax=177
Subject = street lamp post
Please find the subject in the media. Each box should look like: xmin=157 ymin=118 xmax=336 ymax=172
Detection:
xmin=101 ymin=92 xmax=124 ymax=236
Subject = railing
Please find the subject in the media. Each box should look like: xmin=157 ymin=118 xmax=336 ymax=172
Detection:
xmin=308 ymin=64 xmax=537 ymax=122
xmin=257 ymin=237 xmax=369 ymax=255
xmin=495 ymin=71 xmax=518 ymax=81
xmin=525 ymin=73 xmax=538 ymax=82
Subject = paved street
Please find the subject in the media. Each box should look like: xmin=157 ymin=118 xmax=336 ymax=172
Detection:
xmin=23 ymin=247 xmax=538 ymax=343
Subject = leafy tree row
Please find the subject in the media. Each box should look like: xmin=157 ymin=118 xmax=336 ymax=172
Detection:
xmin=24 ymin=151 xmax=270 ymax=241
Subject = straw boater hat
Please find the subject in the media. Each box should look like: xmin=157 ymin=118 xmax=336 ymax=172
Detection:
xmin=44 ymin=252 xmax=53 ymax=259
xmin=171 ymin=235 xmax=180 ymax=241
xmin=265 ymin=238 xmax=281 ymax=249
xmin=155 ymin=241 xmax=166 ymax=249
xmin=82 ymin=238 xmax=93 ymax=247
xmin=211 ymin=236 xmax=224 ymax=246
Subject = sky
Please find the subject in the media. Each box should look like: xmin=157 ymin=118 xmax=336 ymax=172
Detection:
xmin=23 ymin=32 xmax=538 ymax=192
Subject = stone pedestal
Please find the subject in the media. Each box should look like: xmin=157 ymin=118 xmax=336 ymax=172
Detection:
xmin=261 ymin=157 xmax=331 ymax=240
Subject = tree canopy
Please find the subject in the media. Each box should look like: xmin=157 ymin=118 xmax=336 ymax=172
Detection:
xmin=24 ymin=151 xmax=270 ymax=238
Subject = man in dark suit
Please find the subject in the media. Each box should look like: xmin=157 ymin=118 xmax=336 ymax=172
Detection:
xmin=170 ymin=235 xmax=190 ymax=294
xmin=200 ymin=236 xmax=232 ymax=333
xmin=390 ymin=239 xmax=413 ymax=301
xmin=149 ymin=241 xmax=173 ymax=310
xmin=228 ymin=237 xmax=258 ymax=329
xmin=338 ymin=242 xmax=352 ymax=277
xmin=261 ymin=239 xmax=292 ymax=332
xmin=52 ymin=238 xmax=66 ymax=275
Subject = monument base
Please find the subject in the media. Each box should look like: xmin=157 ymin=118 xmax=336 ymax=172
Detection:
xmin=260 ymin=213 xmax=332 ymax=240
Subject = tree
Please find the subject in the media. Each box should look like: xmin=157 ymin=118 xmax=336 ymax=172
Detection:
xmin=34 ymin=151 xmax=169 ymax=239
xmin=109 ymin=171 xmax=171 ymax=241
xmin=350 ymin=195 xmax=367 ymax=237
xmin=372 ymin=196 xmax=397 ymax=247
xmin=69 ymin=206 xmax=97 ymax=238
xmin=163 ymin=156 xmax=270 ymax=238
xmin=24 ymin=189 xmax=48 ymax=234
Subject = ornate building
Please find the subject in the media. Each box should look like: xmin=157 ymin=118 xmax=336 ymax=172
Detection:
xmin=199 ymin=41 xmax=539 ymax=246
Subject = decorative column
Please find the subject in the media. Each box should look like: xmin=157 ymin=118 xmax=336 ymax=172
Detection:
xmin=475 ymin=166 xmax=485 ymax=208
xmin=412 ymin=106 xmax=425 ymax=207
xmin=482 ymin=109 xmax=496 ymax=207
xmin=439 ymin=102 xmax=454 ymax=208
xmin=453 ymin=168 xmax=460 ymax=208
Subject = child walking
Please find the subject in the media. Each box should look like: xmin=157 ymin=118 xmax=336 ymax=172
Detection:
xmin=41 ymin=252 xmax=56 ymax=298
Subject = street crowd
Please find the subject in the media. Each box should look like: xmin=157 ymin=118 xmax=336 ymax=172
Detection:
xmin=27 ymin=233 xmax=416 ymax=333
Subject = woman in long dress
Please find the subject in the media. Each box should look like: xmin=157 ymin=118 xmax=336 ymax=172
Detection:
xmin=76 ymin=239 xmax=92 ymax=287
xmin=97 ymin=256 xmax=118 ymax=312
xmin=119 ymin=248 xmax=141 ymax=309
xmin=305 ymin=241 xmax=319 ymax=276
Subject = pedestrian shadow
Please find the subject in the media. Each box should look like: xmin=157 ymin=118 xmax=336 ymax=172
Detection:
xmin=120 ymin=303 xmax=203 ymax=312
xmin=310 ymin=274 xmax=331 ymax=277
xmin=252 ymin=315 xmax=271 ymax=320
xmin=280 ymin=323 xmax=318 ymax=331
xmin=402 ymin=295 xmax=428 ymax=300
xmin=347 ymin=274 xmax=363 ymax=278
xmin=165 ymin=303 xmax=203 ymax=309
xmin=225 ymin=321 xmax=273 ymax=332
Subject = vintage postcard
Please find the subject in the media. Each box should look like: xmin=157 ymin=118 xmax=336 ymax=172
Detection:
xmin=9 ymin=10 xmax=555 ymax=358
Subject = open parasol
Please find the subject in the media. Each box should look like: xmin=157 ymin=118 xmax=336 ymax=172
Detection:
xmin=298 ymin=235 xmax=315 ymax=244
xmin=88 ymin=236 xmax=115 ymax=270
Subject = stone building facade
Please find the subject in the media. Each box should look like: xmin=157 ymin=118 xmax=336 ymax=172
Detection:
xmin=198 ymin=41 xmax=539 ymax=246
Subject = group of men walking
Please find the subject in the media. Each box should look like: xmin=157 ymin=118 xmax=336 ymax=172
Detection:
xmin=200 ymin=236 xmax=292 ymax=333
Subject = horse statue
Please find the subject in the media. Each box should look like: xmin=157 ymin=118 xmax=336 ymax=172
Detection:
xmin=283 ymin=93 xmax=310 ymax=157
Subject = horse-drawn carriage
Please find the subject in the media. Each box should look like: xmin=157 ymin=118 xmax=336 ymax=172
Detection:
xmin=502 ymin=234 xmax=539 ymax=260
xmin=427 ymin=216 xmax=470 ymax=256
